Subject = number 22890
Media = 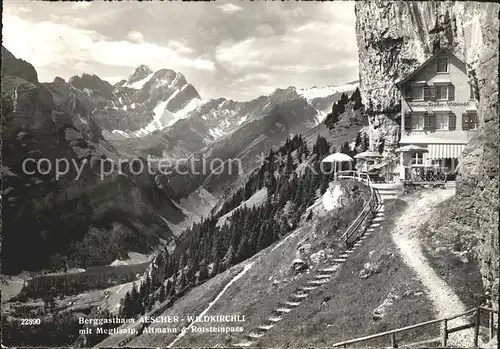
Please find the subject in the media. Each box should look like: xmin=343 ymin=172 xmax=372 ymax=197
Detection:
xmin=21 ymin=318 xmax=41 ymax=325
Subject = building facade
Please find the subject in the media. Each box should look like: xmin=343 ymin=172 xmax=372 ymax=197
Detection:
xmin=396 ymin=48 xmax=479 ymax=181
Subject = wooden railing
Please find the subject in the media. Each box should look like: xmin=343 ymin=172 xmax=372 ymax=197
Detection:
xmin=337 ymin=171 xmax=379 ymax=244
xmin=331 ymin=306 xmax=498 ymax=348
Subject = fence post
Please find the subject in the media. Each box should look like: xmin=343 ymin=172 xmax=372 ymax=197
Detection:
xmin=474 ymin=307 xmax=480 ymax=347
xmin=441 ymin=318 xmax=448 ymax=347
xmin=390 ymin=333 xmax=397 ymax=348
xmin=489 ymin=310 xmax=495 ymax=340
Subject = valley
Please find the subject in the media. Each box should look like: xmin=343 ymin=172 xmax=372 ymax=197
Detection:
xmin=1 ymin=1 xmax=498 ymax=347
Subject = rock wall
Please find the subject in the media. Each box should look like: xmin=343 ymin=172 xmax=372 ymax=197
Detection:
xmin=355 ymin=1 xmax=499 ymax=305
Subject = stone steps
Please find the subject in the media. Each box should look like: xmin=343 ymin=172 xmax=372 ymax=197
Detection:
xmin=268 ymin=315 xmax=283 ymax=322
xmin=306 ymin=279 xmax=329 ymax=286
xmin=248 ymin=331 xmax=265 ymax=339
xmin=291 ymin=292 xmax=309 ymax=299
xmin=283 ymin=300 xmax=301 ymax=307
xmin=257 ymin=324 xmax=274 ymax=331
xmin=317 ymin=266 xmax=339 ymax=273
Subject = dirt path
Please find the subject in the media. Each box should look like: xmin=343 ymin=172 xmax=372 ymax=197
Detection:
xmin=391 ymin=188 xmax=481 ymax=347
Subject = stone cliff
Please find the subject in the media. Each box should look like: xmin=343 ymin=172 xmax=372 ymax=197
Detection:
xmin=355 ymin=1 xmax=499 ymax=305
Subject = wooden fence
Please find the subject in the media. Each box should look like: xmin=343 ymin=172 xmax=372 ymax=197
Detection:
xmin=337 ymin=171 xmax=380 ymax=245
xmin=331 ymin=306 xmax=498 ymax=348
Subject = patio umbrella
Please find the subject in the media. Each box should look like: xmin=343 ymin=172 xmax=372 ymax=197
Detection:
xmin=354 ymin=151 xmax=383 ymax=159
xmin=321 ymin=152 xmax=354 ymax=180
xmin=394 ymin=145 xmax=428 ymax=153
xmin=322 ymin=152 xmax=354 ymax=163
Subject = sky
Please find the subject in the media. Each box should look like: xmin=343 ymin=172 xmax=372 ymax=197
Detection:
xmin=3 ymin=1 xmax=359 ymax=101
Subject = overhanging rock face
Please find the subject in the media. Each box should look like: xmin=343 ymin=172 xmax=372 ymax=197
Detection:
xmin=355 ymin=1 xmax=499 ymax=306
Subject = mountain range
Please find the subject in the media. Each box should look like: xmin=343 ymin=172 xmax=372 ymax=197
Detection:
xmin=47 ymin=63 xmax=357 ymax=142
xmin=1 ymin=45 xmax=360 ymax=274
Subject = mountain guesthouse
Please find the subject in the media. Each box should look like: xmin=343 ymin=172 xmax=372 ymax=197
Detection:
xmin=395 ymin=48 xmax=479 ymax=182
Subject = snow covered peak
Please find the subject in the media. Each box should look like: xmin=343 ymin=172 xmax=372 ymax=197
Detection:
xmin=297 ymin=82 xmax=359 ymax=102
xmin=127 ymin=65 xmax=154 ymax=86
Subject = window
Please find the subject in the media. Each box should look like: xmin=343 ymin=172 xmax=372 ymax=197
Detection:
xmin=436 ymin=85 xmax=448 ymax=100
xmin=436 ymin=114 xmax=449 ymax=130
xmin=411 ymin=114 xmax=424 ymax=130
xmin=437 ymin=57 xmax=448 ymax=73
xmin=413 ymin=86 xmax=424 ymax=100
xmin=423 ymin=86 xmax=435 ymax=101
xmin=411 ymin=153 xmax=424 ymax=165
xmin=468 ymin=112 xmax=479 ymax=130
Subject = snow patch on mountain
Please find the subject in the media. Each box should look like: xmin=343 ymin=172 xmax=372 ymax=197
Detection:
xmin=238 ymin=115 xmax=248 ymax=125
xmin=124 ymin=72 xmax=155 ymax=89
xmin=153 ymin=100 xmax=169 ymax=122
xmin=132 ymin=97 xmax=205 ymax=136
xmin=173 ymin=98 xmax=203 ymax=123
xmin=209 ymin=127 xmax=225 ymax=139
xmin=111 ymin=129 xmax=131 ymax=139
xmin=298 ymin=82 xmax=358 ymax=102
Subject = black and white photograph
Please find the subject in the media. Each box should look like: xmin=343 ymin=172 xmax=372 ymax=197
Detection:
xmin=1 ymin=1 xmax=499 ymax=348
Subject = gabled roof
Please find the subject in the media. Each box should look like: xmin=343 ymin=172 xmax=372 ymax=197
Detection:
xmin=395 ymin=48 xmax=465 ymax=88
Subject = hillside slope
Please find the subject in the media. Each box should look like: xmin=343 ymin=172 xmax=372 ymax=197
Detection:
xmin=1 ymin=47 xmax=183 ymax=274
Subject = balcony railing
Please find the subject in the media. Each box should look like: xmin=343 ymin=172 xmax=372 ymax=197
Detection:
xmin=404 ymin=166 xmax=448 ymax=182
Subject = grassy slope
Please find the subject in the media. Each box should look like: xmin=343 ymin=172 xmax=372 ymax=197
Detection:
xmin=182 ymin=199 xmax=438 ymax=348
xmin=303 ymin=103 xmax=366 ymax=150
xmin=120 ymin=184 xmax=440 ymax=348
xmin=216 ymin=188 xmax=268 ymax=227
xmin=258 ymin=199 xmax=438 ymax=348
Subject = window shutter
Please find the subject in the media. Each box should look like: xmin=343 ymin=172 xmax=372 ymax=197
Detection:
xmin=430 ymin=86 xmax=436 ymax=101
xmin=448 ymin=113 xmax=456 ymax=130
xmin=429 ymin=113 xmax=436 ymax=130
xmin=423 ymin=87 xmax=431 ymax=101
xmin=405 ymin=85 xmax=412 ymax=101
xmin=404 ymin=112 xmax=412 ymax=131
xmin=462 ymin=113 xmax=469 ymax=130
xmin=469 ymin=112 xmax=478 ymax=129
xmin=423 ymin=112 xmax=430 ymax=130
xmin=448 ymin=85 xmax=455 ymax=101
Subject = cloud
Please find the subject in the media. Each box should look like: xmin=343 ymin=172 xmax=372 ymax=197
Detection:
xmin=2 ymin=1 xmax=358 ymax=101
xmin=126 ymin=30 xmax=145 ymax=43
xmin=18 ymin=6 xmax=32 ymax=13
xmin=72 ymin=2 xmax=92 ymax=9
xmin=215 ymin=38 xmax=265 ymax=69
xmin=255 ymin=24 xmax=275 ymax=36
xmin=168 ymin=40 xmax=194 ymax=54
xmin=215 ymin=18 xmax=358 ymax=75
xmin=219 ymin=3 xmax=243 ymax=14
xmin=3 ymin=15 xmax=216 ymax=77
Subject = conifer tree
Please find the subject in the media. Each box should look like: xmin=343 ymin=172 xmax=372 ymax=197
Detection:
xmin=159 ymin=284 xmax=166 ymax=303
